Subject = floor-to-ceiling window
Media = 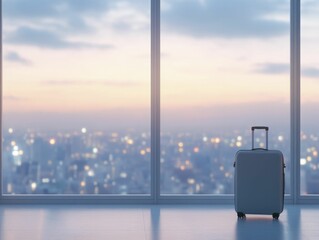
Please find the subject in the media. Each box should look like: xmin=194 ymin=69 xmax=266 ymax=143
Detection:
xmin=3 ymin=0 xmax=316 ymax=203
xmin=160 ymin=0 xmax=290 ymax=195
xmin=300 ymin=0 xmax=319 ymax=195
xmin=2 ymin=0 xmax=151 ymax=195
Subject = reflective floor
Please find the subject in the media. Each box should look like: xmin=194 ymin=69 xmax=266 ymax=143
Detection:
xmin=0 ymin=204 xmax=318 ymax=240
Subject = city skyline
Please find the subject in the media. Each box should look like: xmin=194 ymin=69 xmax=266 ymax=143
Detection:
xmin=3 ymin=126 xmax=291 ymax=195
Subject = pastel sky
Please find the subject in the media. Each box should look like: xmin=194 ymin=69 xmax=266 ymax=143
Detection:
xmin=2 ymin=0 xmax=319 ymax=131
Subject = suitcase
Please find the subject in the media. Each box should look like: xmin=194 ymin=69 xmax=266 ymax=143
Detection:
xmin=234 ymin=126 xmax=285 ymax=219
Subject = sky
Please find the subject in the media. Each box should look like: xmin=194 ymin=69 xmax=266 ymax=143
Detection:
xmin=2 ymin=0 xmax=319 ymax=131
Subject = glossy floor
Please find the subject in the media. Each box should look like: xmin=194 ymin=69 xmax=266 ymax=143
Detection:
xmin=0 ymin=204 xmax=318 ymax=240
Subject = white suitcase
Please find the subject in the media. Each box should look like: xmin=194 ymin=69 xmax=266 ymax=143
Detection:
xmin=234 ymin=126 xmax=285 ymax=219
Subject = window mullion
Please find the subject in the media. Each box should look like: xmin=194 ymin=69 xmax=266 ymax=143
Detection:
xmin=290 ymin=0 xmax=301 ymax=204
xmin=151 ymin=0 xmax=161 ymax=203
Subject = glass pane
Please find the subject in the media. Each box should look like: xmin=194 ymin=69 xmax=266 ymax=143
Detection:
xmin=2 ymin=0 xmax=150 ymax=194
xmin=161 ymin=0 xmax=290 ymax=194
xmin=301 ymin=1 xmax=319 ymax=195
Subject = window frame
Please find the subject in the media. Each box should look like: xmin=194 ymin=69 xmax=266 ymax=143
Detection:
xmin=1 ymin=0 xmax=315 ymax=204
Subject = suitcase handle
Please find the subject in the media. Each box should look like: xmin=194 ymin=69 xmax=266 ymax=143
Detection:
xmin=252 ymin=126 xmax=269 ymax=131
xmin=252 ymin=126 xmax=268 ymax=150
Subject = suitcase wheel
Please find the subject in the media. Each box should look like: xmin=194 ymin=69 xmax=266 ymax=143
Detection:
xmin=272 ymin=213 xmax=280 ymax=220
xmin=237 ymin=212 xmax=246 ymax=219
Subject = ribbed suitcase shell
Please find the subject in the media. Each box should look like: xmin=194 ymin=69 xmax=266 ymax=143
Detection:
xmin=234 ymin=149 xmax=285 ymax=216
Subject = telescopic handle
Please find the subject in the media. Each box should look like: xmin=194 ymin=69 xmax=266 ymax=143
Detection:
xmin=251 ymin=126 xmax=269 ymax=131
xmin=252 ymin=126 xmax=269 ymax=150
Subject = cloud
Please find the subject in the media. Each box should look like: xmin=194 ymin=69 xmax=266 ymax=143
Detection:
xmin=302 ymin=68 xmax=319 ymax=78
xmin=3 ymin=0 xmax=109 ymax=19
xmin=5 ymin=26 xmax=113 ymax=49
xmin=3 ymin=0 xmax=106 ymax=48
xmin=5 ymin=51 xmax=32 ymax=65
xmin=301 ymin=0 xmax=319 ymax=15
xmin=42 ymin=80 xmax=141 ymax=87
xmin=3 ymin=0 xmax=147 ymax=34
xmin=255 ymin=63 xmax=289 ymax=74
xmin=162 ymin=0 xmax=289 ymax=38
xmin=3 ymin=95 xmax=26 ymax=101
xmin=3 ymin=0 xmax=57 ymax=19
xmin=3 ymin=1 xmax=148 ymax=49
xmin=256 ymin=63 xmax=319 ymax=79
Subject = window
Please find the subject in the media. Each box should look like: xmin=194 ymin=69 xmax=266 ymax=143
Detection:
xmin=161 ymin=0 xmax=290 ymax=194
xmin=301 ymin=0 xmax=319 ymax=195
xmin=2 ymin=0 xmax=151 ymax=195
xmin=1 ymin=0 xmax=316 ymax=203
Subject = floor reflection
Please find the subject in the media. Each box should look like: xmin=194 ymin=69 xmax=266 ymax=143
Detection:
xmin=0 ymin=205 xmax=312 ymax=240
xmin=150 ymin=206 xmax=161 ymax=240
xmin=236 ymin=217 xmax=284 ymax=240
xmin=286 ymin=206 xmax=301 ymax=240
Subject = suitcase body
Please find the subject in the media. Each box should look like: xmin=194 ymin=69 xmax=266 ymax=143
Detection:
xmin=234 ymin=126 xmax=285 ymax=219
